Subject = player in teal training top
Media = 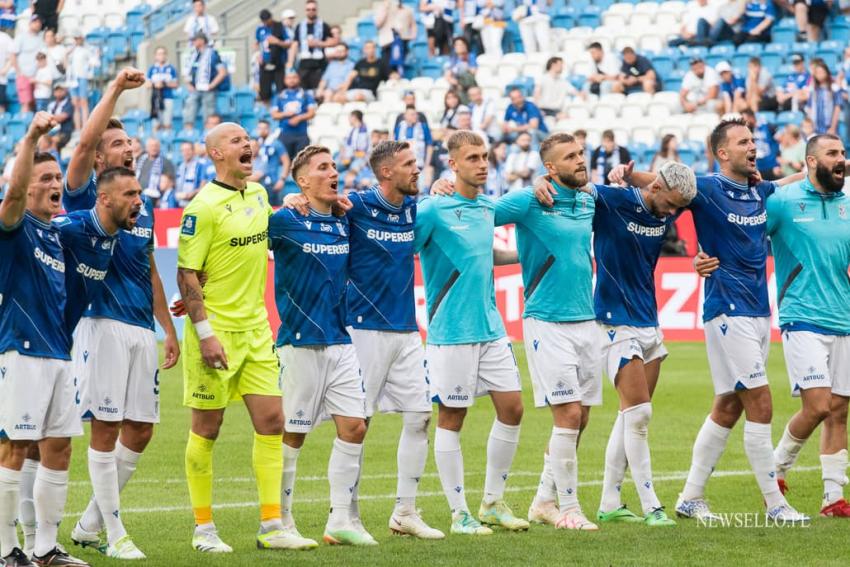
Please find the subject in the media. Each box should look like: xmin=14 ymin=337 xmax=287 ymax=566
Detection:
xmin=415 ymin=130 xmax=529 ymax=536
xmin=767 ymin=134 xmax=850 ymax=518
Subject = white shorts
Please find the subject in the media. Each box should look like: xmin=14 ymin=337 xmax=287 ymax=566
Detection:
xmin=347 ymin=328 xmax=431 ymax=417
xmin=279 ymin=344 xmax=367 ymax=433
xmin=75 ymin=317 xmax=160 ymax=423
xmin=0 ymin=351 xmax=82 ymax=440
xmin=523 ymin=318 xmax=602 ymax=408
xmin=601 ymin=325 xmax=668 ymax=385
xmin=426 ymin=337 xmax=521 ymax=409
xmin=704 ymin=315 xmax=770 ymax=396
xmin=781 ymin=330 xmax=850 ymax=397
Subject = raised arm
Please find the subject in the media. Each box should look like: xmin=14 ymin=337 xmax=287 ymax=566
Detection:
xmin=0 ymin=112 xmax=56 ymax=228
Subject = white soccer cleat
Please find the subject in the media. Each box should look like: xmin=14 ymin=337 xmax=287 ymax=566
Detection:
xmin=256 ymin=526 xmax=318 ymax=550
xmin=527 ymin=499 xmax=560 ymax=525
xmin=389 ymin=512 xmax=446 ymax=539
xmin=767 ymin=504 xmax=810 ymax=523
xmin=675 ymin=494 xmax=721 ymax=521
xmin=70 ymin=521 xmax=104 ymax=554
xmin=554 ymin=508 xmax=599 ymax=531
xmin=192 ymin=526 xmax=233 ymax=553
xmin=349 ymin=517 xmax=379 ymax=545
xmin=106 ymin=535 xmax=146 ymax=560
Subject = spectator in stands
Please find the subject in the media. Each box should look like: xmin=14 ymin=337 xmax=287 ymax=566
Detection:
xmin=503 ymin=87 xmax=547 ymax=143
xmin=394 ymin=104 xmax=433 ymax=172
xmin=420 ymin=0 xmax=455 ymax=57
xmin=256 ymin=9 xmax=288 ymax=104
xmin=680 ymin=57 xmax=720 ymax=114
xmin=154 ymin=172 xmax=180 ymax=209
xmin=479 ymin=0 xmax=506 ymax=57
xmin=444 ymin=37 xmax=477 ymax=103
xmin=33 ymin=52 xmax=52 ymax=111
xmin=775 ymin=123 xmax=806 ymax=176
xmin=254 ymin=119 xmax=288 ymax=204
xmin=614 ymin=47 xmax=660 ymax=95
xmin=742 ymin=108 xmax=779 ymax=179
xmin=272 ymin=69 xmax=316 ymax=160
xmin=11 ymin=14 xmax=46 ymax=113
xmin=429 ymin=127 xmax=455 ymax=183
xmin=534 ymin=56 xmax=580 ymax=118
xmin=183 ymin=33 xmax=230 ymax=130
xmin=174 ymin=141 xmax=205 ymax=206
xmin=454 ymin=106 xmax=481 ymax=138
xmin=32 ymin=0 xmax=61 ymax=34
xmin=745 ymin=56 xmax=777 ymax=111
xmin=457 ymin=0 xmax=482 ymax=55
xmin=0 ymin=1 xmax=15 ymax=35
xmin=281 ymin=8 xmax=297 ymax=43
xmin=288 ymin=0 xmax=338 ymax=90
xmin=650 ymin=134 xmax=682 ymax=172
xmin=393 ymin=90 xmax=431 ymax=132
xmin=468 ymin=85 xmax=500 ymax=141
xmin=586 ymin=41 xmax=619 ymax=96
xmin=0 ymin=28 xmax=11 ymax=113
xmin=776 ymin=53 xmax=810 ymax=111
xmin=339 ymin=110 xmax=370 ymax=172
xmin=439 ymin=90 xmax=464 ymax=130
xmin=485 ymin=140 xmax=508 ymax=197
xmin=335 ymin=40 xmax=386 ymax=102
xmin=67 ymin=31 xmax=95 ymax=130
xmin=131 ymin=137 xmax=143 ymax=162
xmin=733 ymin=0 xmax=775 ymax=45
xmin=515 ymin=0 xmax=551 ymax=54
xmin=841 ymin=47 xmax=850 ymax=141
xmin=325 ymin=25 xmax=343 ymax=58
xmin=375 ymin=0 xmax=417 ymax=76
xmin=708 ymin=0 xmax=744 ymax=43
xmin=805 ymin=59 xmax=842 ymax=135
xmin=574 ymin=128 xmax=591 ymax=165
xmin=37 ymin=131 xmax=61 ymax=166
xmin=203 ymin=113 xmax=223 ymax=139
xmin=316 ymin=43 xmax=354 ymax=102
xmin=591 ymin=129 xmax=631 ymax=185
xmin=668 ymin=0 xmax=719 ymax=47
xmin=137 ymin=137 xmax=176 ymax=200
xmin=715 ymin=61 xmax=747 ymax=114
xmin=46 ymin=83 xmax=72 ymax=151
xmin=147 ymin=46 xmax=179 ymax=131
xmin=505 ymin=131 xmax=541 ymax=191
xmin=43 ymin=30 xmax=65 ymax=81
xmin=184 ymin=0 xmax=220 ymax=43
xmin=793 ymin=0 xmax=829 ymax=41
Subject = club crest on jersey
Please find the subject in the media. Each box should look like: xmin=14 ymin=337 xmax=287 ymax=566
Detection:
xmin=245 ymin=207 xmax=254 ymax=216
xmin=181 ymin=215 xmax=197 ymax=236
xmin=404 ymin=208 xmax=412 ymax=223
xmin=139 ymin=206 xmax=148 ymax=217
xmin=336 ymin=222 xmax=346 ymax=236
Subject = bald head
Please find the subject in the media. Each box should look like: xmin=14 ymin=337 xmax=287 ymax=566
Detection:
xmin=205 ymin=122 xmax=248 ymax=155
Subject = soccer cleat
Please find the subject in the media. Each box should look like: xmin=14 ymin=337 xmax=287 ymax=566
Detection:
xmin=389 ymin=512 xmax=446 ymax=539
xmin=31 ymin=547 xmax=89 ymax=567
xmin=766 ymin=504 xmax=809 ymax=523
xmin=323 ymin=525 xmax=380 ymax=546
xmin=192 ymin=527 xmax=233 ymax=553
xmin=527 ymin=499 xmax=560 ymax=525
xmin=349 ymin=516 xmax=379 ymax=545
xmin=256 ymin=527 xmax=319 ymax=550
xmin=478 ymin=500 xmax=530 ymax=531
xmin=644 ymin=507 xmax=677 ymax=526
xmin=777 ymin=478 xmax=789 ymax=495
xmin=821 ymin=499 xmax=850 ymax=518
xmin=554 ymin=508 xmax=599 ymax=531
xmin=3 ymin=548 xmax=34 ymax=566
xmin=69 ymin=522 xmax=104 ymax=554
xmin=106 ymin=535 xmax=146 ymax=560
xmin=450 ymin=511 xmax=493 ymax=536
xmin=596 ymin=505 xmax=644 ymax=523
xmin=675 ymin=495 xmax=721 ymax=521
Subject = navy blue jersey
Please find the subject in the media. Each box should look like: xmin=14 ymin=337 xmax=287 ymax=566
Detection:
xmin=346 ymin=188 xmax=418 ymax=332
xmin=63 ymin=171 xmax=156 ymax=330
xmin=269 ymin=208 xmax=351 ymax=347
xmin=689 ymin=174 xmax=776 ymax=321
xmin=593 ymin=185 xmax=675 ymax=327
xmin=0 ymin=213 xmax=70 ymax=359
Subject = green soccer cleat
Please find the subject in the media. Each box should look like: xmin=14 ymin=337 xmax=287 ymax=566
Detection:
xmin=478 ymin=500 xmax=530 ymax=531
xmin=323 ymin=527 xmax=379 ymax=546
xmin=257 ymin=527 xmax=319 ymax=550
xmin=70 ymin=522 xmax=105 ymax=554
xmin=596 ymin=505 xmax=644 ymax=524
xmin=106 ymin=535 xmax=146 ymax=560
xmin=450 ymin=511 xmax=493 ymax=536
xmin=644 ymin=507 xmax=677 ymax=527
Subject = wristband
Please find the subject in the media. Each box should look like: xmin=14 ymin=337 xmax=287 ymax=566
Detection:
xmin=194 ymin=319 xmax=214 ymax=340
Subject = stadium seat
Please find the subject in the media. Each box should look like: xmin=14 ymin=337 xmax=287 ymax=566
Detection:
xmin=777 ymin=110 xmax=804 ymax=126
xmin=829 ymin=20 xmax=850 ymax=41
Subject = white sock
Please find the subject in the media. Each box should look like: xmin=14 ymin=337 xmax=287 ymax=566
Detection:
xmin=483 ymin=420 xmax=521 ymax=505
xmin=774 ymin=424 xmax=806 ymax=478
xmin=533 ymin=453 xmax=556 ymax=505
xmin=623 ymin=403 xmax=661 ymax=514
xmin=87 ymin=447 xmax=127 ymax=545
xmin=0 ymin=466 xmax=21 ymax=556
xmin=549 ymin=427 xmax=580 ymax=511
xmin=743 ymin=421 xmax=785 ymax=509
xmin=434 ymin=427 xmax=468 ymax=514
xmin=327 ymin=438 xmax=362 ymax=530
xmin=281 ymin=444 xmax=300 ymax=526
xmin=19 ymin=459 xmax=37 ymax=553
xmin=395 ymin=412 xmax=430 ymax=515
xmin=33 ymin=465 xmax=69 ymax=558
xmin=349 ymin=446 xmax=364 ymax=521
xmin=821 ymin=449 xmax=849 ymax=506
xmin=600 ymin=411 xmax=627 ymax=513
xmin=80 ymin=441 xmax=142 ymax=533
xmin=681 ymin=416 xmax=732 ymax=501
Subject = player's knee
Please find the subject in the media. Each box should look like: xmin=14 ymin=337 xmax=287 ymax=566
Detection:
xmin=625 ymin=402 xmax=652 ymax=430
xmin=90 ymin=419 xmax=121 ymax=451
xmin=402 ymin=411 xmax=431 ymax=434
xmin=121 ymin=421 xmax=155 ymax=452
xmin=340 ymin=420 xmax=368 ymax=444
xmin=0 ymin=441 xmax=30 ymax=469
xmin=827 ymin=400 xmax=849 ymax=425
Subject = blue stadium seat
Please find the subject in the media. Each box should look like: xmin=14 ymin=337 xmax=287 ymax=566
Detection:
xmin=776 ymin=110 xmax=804 ymax=126
xmin=591 ymin=0 xmax=613 ymax=9
xmin=85 ymin=27 xmax=109 ymax=47
xmin=410 ymin=41 xmax=428 ymax=61
xmin=815 ymin=47 xmax=841 ymax=68
xmin=420 ymin=61 xmax=443 ymax=79
xmin=736 ymin=43 xmax=763 ymax=56
xmin=652 ymin=55 xmax=674 ymax=77
xmin=506 ymin=77 xmax=534 ymax=97
xmin=357 ymin=19 xmax=377 ymax=41
xmin=829 ymin=20 xmax=850 ymax=41
xmin=791 ymin=41 xmax=817 ymax=56
xmin=234 ymin=89 xmax=255 ymax=115
xmin=763 ymin=42 xmax=789 ymax=55
xmin=130 ymin=31 xmax=145 ymax=53
xmin=732 ymin=53 xmax=753 ymax=69
xmin=578 ymin=6 xmax=602 ymax=28
xmin=120 ymin=117 xmax=143 ymax=137
xmin=756 ymin=111 xmax=776 ymax=124
xmin=552 ymin=14 xmax=574 ymax=29
xmin=772 ymin=27 xmax=796 ymax=44
xmin=705 ymin=54 xmax=727 ymax=68
xmin=106 ymin=32 xmax=128 ymax=60
xmin=760 ymin=52 xmax=782 ymax=72
xmin=709 ymin=44 xmax=734 ymax=57
xmin=678 ymin=147 xmax=697 ymax=166
xmin=215 ymin=93 xmax=234 ymax=118
xmin=682 ymin=46 xmax=708 ymax=59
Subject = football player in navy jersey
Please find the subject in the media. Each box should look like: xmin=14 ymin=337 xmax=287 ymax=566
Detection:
xmin=61 ymin=67 xmax=181 ymax=559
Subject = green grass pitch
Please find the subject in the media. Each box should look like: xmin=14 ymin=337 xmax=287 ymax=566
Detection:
xmin=59 ymin=342 xmax=848 ymax=566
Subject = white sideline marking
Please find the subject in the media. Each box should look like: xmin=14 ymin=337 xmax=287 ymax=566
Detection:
xmin=67 ymin=465 xmax=824 ymax=517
